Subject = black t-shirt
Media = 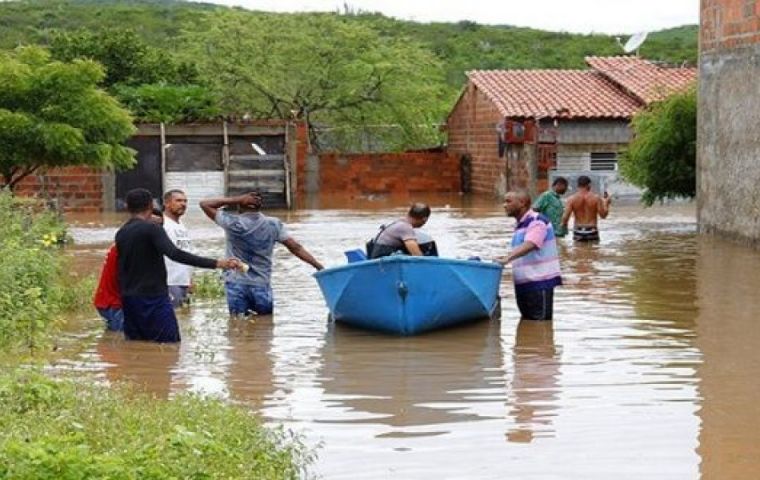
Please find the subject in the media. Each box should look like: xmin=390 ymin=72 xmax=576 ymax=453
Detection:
xmin=115 ymin=218 xmax=217 ymax=297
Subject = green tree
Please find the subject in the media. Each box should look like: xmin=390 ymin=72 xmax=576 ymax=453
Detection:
xmin=49 ymin=28 xmax=198 ymax=87
xmin=114 ymin=83 xmax=220 ymax=124
xmin=0 ymin=46 xmax=136 ymax=190
xmin=619 ymin=87 xmax=697 ymax=205
xmin=184 ymin=12 xmax=449 ymax=149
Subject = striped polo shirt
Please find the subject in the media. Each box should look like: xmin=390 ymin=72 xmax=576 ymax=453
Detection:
xmin=511 ymin=210 xmax=562 ymax=293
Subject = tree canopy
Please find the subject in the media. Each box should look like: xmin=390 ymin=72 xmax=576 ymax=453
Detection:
xmin=619 ymin=87 xmax=697 ymax=205
xmin=0 ymin=0 xmax=700 ymax=150
xmin=184 ymin=12 xmax=448 ymax=149
xmin=0 ymin=46 xmax=136 ymax=189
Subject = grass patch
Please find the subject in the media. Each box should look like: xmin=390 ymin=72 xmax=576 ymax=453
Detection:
xmin=192 ymin=271 xmax=226 ymax=300
xmin=0 ymin=369 xmax=312 ymax=479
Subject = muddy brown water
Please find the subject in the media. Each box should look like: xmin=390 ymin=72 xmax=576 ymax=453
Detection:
xmin=53 ymin=195 xmax=760 ymax=479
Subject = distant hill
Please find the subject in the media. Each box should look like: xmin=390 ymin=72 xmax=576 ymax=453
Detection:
xmin=0 ymin=0 xmax=698 ymax=145
xmin=0 ymin=0 xmax=698 ymax=91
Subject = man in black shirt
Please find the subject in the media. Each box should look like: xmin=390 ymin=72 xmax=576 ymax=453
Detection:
xmin=116 ymin=188 xmax=239 ymax=342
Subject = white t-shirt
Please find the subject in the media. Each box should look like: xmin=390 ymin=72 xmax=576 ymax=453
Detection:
xmin=163 ymin=216 xmax=193 ymax=286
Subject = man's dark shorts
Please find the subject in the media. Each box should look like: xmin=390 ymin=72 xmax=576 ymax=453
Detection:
xmin=573 ymin=226 xmax=600 ymax=242
xmin=515 ymin=287 xmax=555 ymax=321
xmin=122 ymin=295 xmax=181 ymax=343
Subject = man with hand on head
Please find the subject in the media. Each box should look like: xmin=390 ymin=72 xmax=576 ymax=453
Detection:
xmin=116 ymin=188 xmax=240 ymax=343
xmin=499 ymin=190 xmax=562 ymax=321
xmin=200 ymin=192 xmax=324 ymax=317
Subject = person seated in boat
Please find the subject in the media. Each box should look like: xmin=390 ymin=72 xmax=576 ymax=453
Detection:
xmin=367 ymin=203 xmax=433 ymax=259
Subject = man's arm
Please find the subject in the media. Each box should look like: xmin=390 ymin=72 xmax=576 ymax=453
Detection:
xmin=598 ymin=194 xmax=611 ymax=219
xmin=282 ymin=237 xmax=324 ymax=270
xmin=560 ymin=196 xmax=575 ymax=229
xmin=403 ymin=239 xmax=424 ymax=256
xmin=151 ymin=225 xmax=237 ymax=270
xmin=200 ymin=196 xmax=239 ymax=222
xmin=498 ymin=241 xmax=538 ymax=265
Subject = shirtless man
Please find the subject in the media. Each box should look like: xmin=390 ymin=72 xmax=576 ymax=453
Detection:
xmin=560 ymin=175 xmax=611 ymax=242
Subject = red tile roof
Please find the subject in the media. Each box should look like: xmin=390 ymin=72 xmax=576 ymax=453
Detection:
xmin=585 ymin=56 xmax=697 ymax=104
xmin=467 ymin=69 xmax=643 ymax=120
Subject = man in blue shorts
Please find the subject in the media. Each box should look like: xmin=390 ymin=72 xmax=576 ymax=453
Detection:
xmin=116 ymin=188 xmax=240 ymax=342
xmin=200 ymin=192 xmax=324 ymax=316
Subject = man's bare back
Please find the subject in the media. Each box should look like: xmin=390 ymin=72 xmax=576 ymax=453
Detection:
xmin=564 ymin=190 xmax=608 ymax=227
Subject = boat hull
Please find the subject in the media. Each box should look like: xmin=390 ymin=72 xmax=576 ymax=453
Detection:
xmin=314 ymin=256 xmax=503 ymax=335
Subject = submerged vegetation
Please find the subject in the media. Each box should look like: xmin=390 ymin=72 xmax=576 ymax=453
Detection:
xmin=0 ymin=194 xmax=310 ymax=477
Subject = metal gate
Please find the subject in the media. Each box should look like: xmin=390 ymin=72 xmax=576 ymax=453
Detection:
xmin=116 ymin=136 xmax=162 ymax=210
xmin=227 ymin=134 xmax=288 ymax=209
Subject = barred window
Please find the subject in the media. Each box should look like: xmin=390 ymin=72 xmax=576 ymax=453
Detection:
xmin=590 ymin=152 xmax=618 ymax=171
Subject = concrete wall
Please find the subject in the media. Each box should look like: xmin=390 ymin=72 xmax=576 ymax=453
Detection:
xmin=698 ymin=0 xmax=760 ymax=244
xmin=557 ymin=120 xmax=631 ymax=144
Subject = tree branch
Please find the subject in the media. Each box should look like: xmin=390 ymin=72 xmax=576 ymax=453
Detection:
xmin=8 ymin=165 xmax=42 ymax=190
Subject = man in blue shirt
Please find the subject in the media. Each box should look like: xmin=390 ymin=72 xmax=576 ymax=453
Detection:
xmin=200 ymin=192 xmax=324 ymax=316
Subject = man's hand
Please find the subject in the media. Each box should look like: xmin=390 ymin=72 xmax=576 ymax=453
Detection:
xmin=495 ymin=255 xmax=512 ymax=266
xmin=216 ymin=258 xmax=242 ymax=270
xmin=237 ymin=192 xmax=262 ymax=209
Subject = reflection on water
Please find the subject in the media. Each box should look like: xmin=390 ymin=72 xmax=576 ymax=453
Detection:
xmin=318 ymin=320 xmax=503 ymax=432
xmin=53 ymin=197 xmax=760 ymax=478
xmin=507 ymin=320 xmax=559 ymax=444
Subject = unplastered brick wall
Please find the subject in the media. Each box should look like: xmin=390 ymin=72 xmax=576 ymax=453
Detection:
xmin=316 ymin=150 xmax=460 ymax=194
xmin=702 ymin=0 xmax=760 ymax=52
xmin=447 ymin=83 xmax=519 ymax=196
xmin=10 ymin=167 xmax=104 ymax=212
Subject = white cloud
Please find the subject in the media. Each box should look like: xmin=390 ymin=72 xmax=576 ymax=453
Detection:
xmin=193 ymin=0 xmax=698 ymax=34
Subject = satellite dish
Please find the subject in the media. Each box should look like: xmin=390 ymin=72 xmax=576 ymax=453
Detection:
xmin=623 ymin=32 xmax=649 ymax=54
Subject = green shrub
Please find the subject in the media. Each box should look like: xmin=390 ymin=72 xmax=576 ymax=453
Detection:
xmin=0 ymin=192 xmax=92 ymax=354
xmin=0 ymin=370 xmax=311 ymax=479
xmin=620 ymin=87 xmax=697 ymax=205
xmin=191 ymin=271 xmax=226 ymax=300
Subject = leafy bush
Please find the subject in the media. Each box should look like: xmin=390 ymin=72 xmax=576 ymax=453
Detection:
xmin=0 ymin=370 xmax=311 ymax=479
xmin=620 ymin=87 xmax=697 ymax=205
xmin=191 ymin=271 xmax=226 ymax=300
xmin=0 ymin=192 xmax=92 ymax=353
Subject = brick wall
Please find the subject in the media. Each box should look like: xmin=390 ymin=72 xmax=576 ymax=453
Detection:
xmin=702 ymin=0 xmax=760 ymax=53
xmin=8 ymin=167 xmax=104 ymax=212
xmin=447 ymin=83 xmax=517 ymax=196
xmin=314 ymin=150 xmax=459 ymax=195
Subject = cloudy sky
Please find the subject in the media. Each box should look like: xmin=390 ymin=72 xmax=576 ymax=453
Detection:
xmin=194 ymin=0 xmax=699 ymax=34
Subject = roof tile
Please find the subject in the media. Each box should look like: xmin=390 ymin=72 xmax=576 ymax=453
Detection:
xmin=585 ymin=56 xmax=697 ymax=104
xmin=467 ymin=69 xmax=643 ymax=120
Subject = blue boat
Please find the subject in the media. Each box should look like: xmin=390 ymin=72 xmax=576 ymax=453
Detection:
xmin=314 ymin=256 xmax=503 ymax=335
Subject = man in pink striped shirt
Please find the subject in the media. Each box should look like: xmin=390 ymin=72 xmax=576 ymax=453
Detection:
xmin=499 ymin=191 xmax=562 ymax=320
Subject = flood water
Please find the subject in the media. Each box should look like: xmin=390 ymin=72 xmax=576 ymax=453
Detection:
xmin=54 ymin=195 xmax=760 ymax=479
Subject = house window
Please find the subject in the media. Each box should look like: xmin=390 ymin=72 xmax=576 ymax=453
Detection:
xmin=590 ymin=152 xmax=618 ymax=171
